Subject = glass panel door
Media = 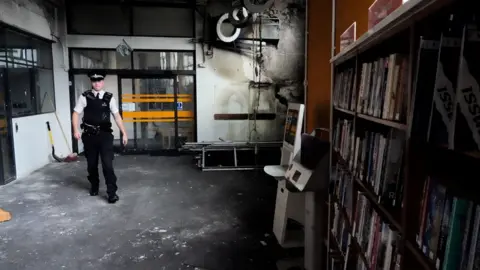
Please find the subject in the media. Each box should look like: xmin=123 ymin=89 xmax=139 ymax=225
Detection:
xmin=177 ymin=75 xmax=195 ymax=145
xmin=72 ymin=74 xmax=90 ymax=153
xmin=0 ymin=69 xmax=16 ymax=184
xmin=120 ymin=77 xmax=177 ymax=151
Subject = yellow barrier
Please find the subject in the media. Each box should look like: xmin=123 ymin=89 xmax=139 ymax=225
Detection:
xmin=122 ymin=98 xmax=192 ymax=103
xmin=123 ymin=118 xmax=194 ymax=123
xmin=121 ymin=95 xmax=194 ymax=123
xmin=122 ymin=111 xmax=193 ymax=118
xmin=122 ymin=94 xmax=191 ymax=97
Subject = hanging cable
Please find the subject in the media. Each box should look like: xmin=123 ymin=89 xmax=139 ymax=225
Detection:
xmin=249 ymin=15 xmax=263 ymax=142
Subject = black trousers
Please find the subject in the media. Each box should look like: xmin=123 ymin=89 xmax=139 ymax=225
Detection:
xmin=82 ymin=131 xmax=118 ymax=196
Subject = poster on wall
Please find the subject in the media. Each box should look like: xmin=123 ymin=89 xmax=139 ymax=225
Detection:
xmin=122 ymin=103 xmax=136 ymax=112
xmin=368 ymin=0 xmax=403 ymax=30
xmin=340 ymin=22 xmax=357 ymax=52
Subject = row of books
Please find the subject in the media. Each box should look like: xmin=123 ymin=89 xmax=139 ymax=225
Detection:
xmin=351 ymin=192 xmax=402 ymax=270
xmin=333 ymin=166 xmax=354 ymax=221
xmin=332 ymin=117 xmax=405 ymax=210
xmin=331 ymin=116 xmax=406 ymax=269
xmin=330 ymin=169 xmax=403 ymax=270
xmin=332 ymin=201 xmax=350 ymax=257
xmin=417 ymin=177 xmax=480 ymax=270
xmin=354 ymin=129 xmax=405 ymax=210
xmin=333 ymin=67 xmax=356 ymax=111
xmin=332 ymin=119 xmax=354 ymax=162
xmin=332 ymin=53 xmax=410 ymax=124
xmin=356 ymin=54 xmax=409 ymax=122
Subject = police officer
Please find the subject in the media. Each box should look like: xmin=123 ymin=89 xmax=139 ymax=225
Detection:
xmin=71 ymin=70 xmax=128 ymax=204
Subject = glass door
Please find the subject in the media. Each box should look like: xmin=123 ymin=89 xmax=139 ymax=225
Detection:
xmin=120 ymin=76 xmax=179 ymax=151
xmin=0 ymin=69 xmax=16 ymax=184
xmin=72 ymin=74 xmax=90 ymax=154
xmin=177 ymin=75 xmax=195 ymax=145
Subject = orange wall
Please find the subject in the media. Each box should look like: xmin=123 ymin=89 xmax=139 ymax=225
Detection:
xmin=335 ymin=0 xmax=373 ymax=53
xmin=306 ymin=0 xmax=373 ymax=132
xmin=306 ymin=0 xmax=333 ymax=133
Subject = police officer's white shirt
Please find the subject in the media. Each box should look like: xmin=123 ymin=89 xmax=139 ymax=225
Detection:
xmin=73 ymin=90 xmax=119 ymax=115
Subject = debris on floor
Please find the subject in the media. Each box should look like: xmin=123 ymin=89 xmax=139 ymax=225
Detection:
xmin=0 ymin=208 xmax=11 ymax=222
xmin=181 ymin=262 xmax=210 ymax=270
xmin=0 ymin=155 xmax=280 ymax=270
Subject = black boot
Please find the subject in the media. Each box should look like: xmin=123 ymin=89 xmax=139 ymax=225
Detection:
xmin=89 ymin=186 xmax=99 ymax=196
xmin=107 ymin=194 xmax=119 ymax=204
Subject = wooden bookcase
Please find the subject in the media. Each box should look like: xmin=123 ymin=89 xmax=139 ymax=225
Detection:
xmin=326 ymin=0 xmax=480 ymax=269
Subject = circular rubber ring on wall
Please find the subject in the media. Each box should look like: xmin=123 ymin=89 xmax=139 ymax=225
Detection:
xmin=216 ymin=13 xmax=241 ymax=43
xmin=228 ymin=7 xmax=250 ymax=28
xmin=242 ymin=0 xmax=275 ymax=13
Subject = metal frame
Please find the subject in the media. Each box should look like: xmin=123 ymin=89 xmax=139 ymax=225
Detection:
xmin=69 ymin=47 xmax=196 ymax=75
xmin=327 ymin=0 xmax=336 ymax=267
xmin=65 ymin=0 xmax=196 ymax=38
xmin=303 ymin=0 xmax=309 ymax=133
xmin=183 ymin=141 xmax=283 ymax=171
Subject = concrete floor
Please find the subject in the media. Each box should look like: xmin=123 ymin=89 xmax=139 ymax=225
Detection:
xmin=0 ymin=155 xmax=285 ymax=270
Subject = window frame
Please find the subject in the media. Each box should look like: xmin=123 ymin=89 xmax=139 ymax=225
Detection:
xmin=65 ymin=0 xmax=196 ymax=38
xmin=69 ymin=48 xmax=197 ymax=75
xmin=70 ymin=48 xmax=133 ymax=70
xmin=132 ymin=49 xmax=196 ymax=71
xmin=0 ymin=23 xmax=56 ymax=118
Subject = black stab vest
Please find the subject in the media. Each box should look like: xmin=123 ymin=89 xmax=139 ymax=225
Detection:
xmin=81 ymin=90 xmax=113 ymax=130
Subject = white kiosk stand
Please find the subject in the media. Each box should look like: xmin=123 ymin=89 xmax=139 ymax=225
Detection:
xmin=264 ymin=102 xmax=329 ymax=270
xmin=264 ymin=103 xmax=306 ymax=248
xmin=284 ymin=130 xmax=330 ymax=270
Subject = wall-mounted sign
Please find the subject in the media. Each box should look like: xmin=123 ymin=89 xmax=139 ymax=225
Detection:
xmin=122 ymin=103 xmax=136 ymax=112
xmin=177 ymin=102 xmax=183 ymax=110
xmin=340 ymin=22 xmax=357 ymax=52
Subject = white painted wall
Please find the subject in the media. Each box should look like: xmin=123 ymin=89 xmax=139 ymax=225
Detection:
xmin=195 ymin=47 xmax=281 ymax=142
xmin=0 ymin=0 xmax=71 ymax=179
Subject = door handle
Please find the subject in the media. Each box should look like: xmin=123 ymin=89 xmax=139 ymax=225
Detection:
xmin=15 ymin=123 xmax=18 ymax=132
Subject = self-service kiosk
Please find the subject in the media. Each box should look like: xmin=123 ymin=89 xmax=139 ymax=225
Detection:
xmin=264 ymin=103 xmax=330 ymax=270
xmin=264 ymin=103 xmax=306 ymax=248
xmin=284 ymin=130 xmax=330 ymax=270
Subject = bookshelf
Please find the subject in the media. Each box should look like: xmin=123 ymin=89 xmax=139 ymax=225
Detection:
xmin=326 ymin=0 xmax=480 ymax=269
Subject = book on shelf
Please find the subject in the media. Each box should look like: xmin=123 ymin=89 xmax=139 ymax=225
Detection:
xmin=333 ymin=165 xmax=354 ymax=221
xmin=416 ymin=176 xmax=448 ymax=267
xmin=355 ymin=53 xmax=409 ymax=122
xmin=332 ymin=201 xmax=351 ymax=257
xmin=416 ymin=176 xmax=480 ymax=270
xmin=333 ymin=118 xmax=354 ymax=164
xmin=350 ymin=127 xmax=405 ymax=211
xmin=351 ymin=191 xmax=401 ymax=270
xmin=333 ymin=66 xmax=357 ymax=111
